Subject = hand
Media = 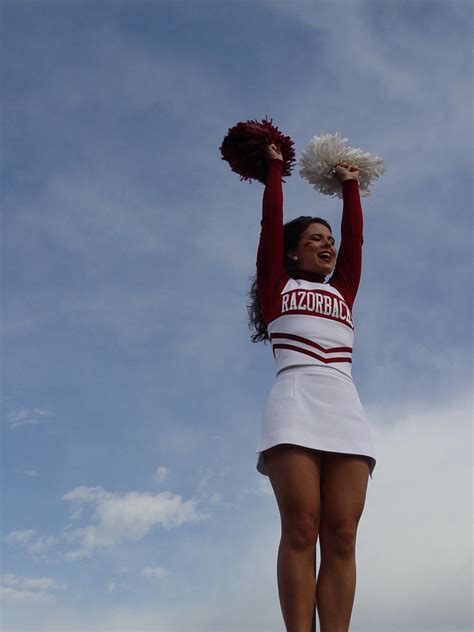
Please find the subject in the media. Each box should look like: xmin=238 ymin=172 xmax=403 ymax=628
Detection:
xmin=264 ymin=143 xmax=283 ymax=163
xmin=334 ymin=163 xmax=359 ymax=183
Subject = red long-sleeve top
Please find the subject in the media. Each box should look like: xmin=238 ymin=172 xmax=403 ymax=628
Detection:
xmin=256 ymin=159 xmax=363 ymax=327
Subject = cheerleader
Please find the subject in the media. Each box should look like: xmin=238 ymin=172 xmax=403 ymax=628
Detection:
xmin=249 ymin=143 xmax=377 ymax=632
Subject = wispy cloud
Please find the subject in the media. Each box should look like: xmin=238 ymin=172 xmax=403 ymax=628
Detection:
xmin=5 ymin=530 xmax=35 ymax=544
xmin=5 ymin=388 xmax=468 ymax=631
xmin=61 ymin=486 xmax=206 ymax=559
xmin=141 ymin=566 xmax=170 ymax=580
xmin=16 ymin=469 xmax=39 ymax=477
xmin=6 ymin=407 xmax=54 ymax=429
xmin=26 ymin=536 xmax=59 ymax=560
xmin=153 ymin=466 xmax=170 ymax=485
xmin=5 ymin=530 xmax=58 ymax=561
xmin=0 ymin=574 xmax=64 ymax=606
xmin=2 ymin=2 xmax=471 ymax=631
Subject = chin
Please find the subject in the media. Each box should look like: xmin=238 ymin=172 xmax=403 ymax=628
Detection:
xmin=316 ymin=266 xmax=333 ymax=276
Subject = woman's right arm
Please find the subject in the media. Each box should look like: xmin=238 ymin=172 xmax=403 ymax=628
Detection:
xmin=256 ymin=147 xmax=288 ymax=324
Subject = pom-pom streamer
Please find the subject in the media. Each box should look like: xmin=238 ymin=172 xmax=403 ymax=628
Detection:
xmin=220 ymin=118 xmax=296 ymax=184
xmin=299 ymin=132 xmax=386 ymax=198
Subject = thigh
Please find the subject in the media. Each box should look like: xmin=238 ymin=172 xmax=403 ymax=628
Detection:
xmin=264 ymin=444 xmax=323 ymax=525
xmin=320 ymin=452 xmax=370 ymax=530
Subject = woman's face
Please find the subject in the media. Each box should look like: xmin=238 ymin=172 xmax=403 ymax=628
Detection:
xmin=288 ymin=222 xmax=337 ymax=277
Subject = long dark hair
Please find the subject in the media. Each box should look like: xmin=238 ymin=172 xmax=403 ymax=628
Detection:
xmin=247 ymin=216 xmax=332 ymax=343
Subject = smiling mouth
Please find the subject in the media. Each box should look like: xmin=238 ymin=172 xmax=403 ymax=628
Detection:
xmin=318 ymin=252 xmax=332 ymax=261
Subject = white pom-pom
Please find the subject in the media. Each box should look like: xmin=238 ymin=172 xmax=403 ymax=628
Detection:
xmin=299 ymin=132 xmax=386 ymax=198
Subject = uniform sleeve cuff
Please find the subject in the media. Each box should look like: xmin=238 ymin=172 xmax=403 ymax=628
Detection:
xmin=341 ymin=178 xmax=359 ymax=188
xmin=268 ymin=159 xmax=283 ymax=169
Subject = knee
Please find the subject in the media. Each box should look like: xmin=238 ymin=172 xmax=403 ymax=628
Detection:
xmin=281 ymin=513 xmax=319 ymax=551
xmin=321 ymin=522 xmax=357 ymax=559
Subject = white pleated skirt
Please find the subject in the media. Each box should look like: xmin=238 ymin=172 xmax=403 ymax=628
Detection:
xmin=256 ymin=365 xmax=377 ymax=478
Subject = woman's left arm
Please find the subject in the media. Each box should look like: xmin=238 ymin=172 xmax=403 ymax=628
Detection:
xmin=330 ymin=165 xmax=363 ymax=310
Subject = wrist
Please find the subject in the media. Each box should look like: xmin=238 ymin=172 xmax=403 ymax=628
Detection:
xmin=341 ymin=176 xmax=359 ymax=184
xmin=268 ymin=158 xmax=283 ymax=168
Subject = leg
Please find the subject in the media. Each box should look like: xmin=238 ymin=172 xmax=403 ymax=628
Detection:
xmin=264 ymin=443 xmax=323 ymax=632
xmin=316 ymin=452 xmax=370 ymax=632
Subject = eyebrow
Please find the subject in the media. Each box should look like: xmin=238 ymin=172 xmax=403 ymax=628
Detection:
xmin=309 ymin=233 xmax=334 ymax=239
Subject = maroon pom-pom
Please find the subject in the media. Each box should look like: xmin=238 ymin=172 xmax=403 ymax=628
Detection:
xmin=220 ymin=117 xmax=296 ymax=184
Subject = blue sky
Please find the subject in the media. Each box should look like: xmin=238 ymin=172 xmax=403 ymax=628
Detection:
xmin=1 ymin=1 xmax=472 ymax=630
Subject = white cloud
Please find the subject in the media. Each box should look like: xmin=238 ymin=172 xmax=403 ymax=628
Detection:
xmin=25 ymin=174 xmax=170 ymax=262
xmin=6 ymin=407 xmax=53 ymax=429
xmin=0 ymin=574 xmax=64 ymax=606
xmin=3 ymin=26 xmax=231 ymax=269
xmin=262 ymin=0 xmax=471 ymax=189
xmin=141 ymin=566 xmax=169 ymax=580
xmin=26 ymin=536 xmax=59 ymax=560
xmin=5 ymin=530 xmax=35 ymax=544
xmin=0 ymin=586 xmax=56 ymax=605
xmin=66 ymin=393 xmax=474 ymax=629
xmin=106 ymin=579 xmax=116 ymax=593
xmin=1 ymin=575 xmax=20 ymax=586
xmin=352 ymin=391 xmax=472 ymax=630
xmin=16 ymin=469 xmax=39 ymax=477
xmin=62 ymin=486 xmax=206 ymax=559
xmin=1 ymin=2 xmax=471 ymax=631
xmin=153 ymin=466 xmax=169 ymax=485
xmin=1 ymin=575 xmax=63 ymax=592
xmin=256 ymin=478 xmax=274 ymax=497
xmin=5 ymin=530 xmax=58 ymax=560
xmin=62 ymin=486 xmax=106 ymax=504
xmin=106 ymin=575 xmax=133 ymax=595
xmin=208 ymin=493 xmax=222 ymax=505
xmin=195 ymin=468 xmax=214 ymax=492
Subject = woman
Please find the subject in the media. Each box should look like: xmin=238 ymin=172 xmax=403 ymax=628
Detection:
xmin=250 ymin=143 xmax=377 ymax=632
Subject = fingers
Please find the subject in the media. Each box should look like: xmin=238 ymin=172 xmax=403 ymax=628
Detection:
xmin=333 ymin=162 xmax=360 ymax=183
xmin=264 ymin=143 xmax=283 ymax=163
xmin=335 ymin=162 xmax=358 ymax=170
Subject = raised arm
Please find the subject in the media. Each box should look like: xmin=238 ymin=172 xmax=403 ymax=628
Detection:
xmin=256 ymin=145 xmax=289 ymax=324
xmin=330 ymin=166 xmax=364 ymax=310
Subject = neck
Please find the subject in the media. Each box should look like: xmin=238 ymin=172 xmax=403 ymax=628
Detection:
xmin=294 ymin=269 xmax=326 ymax=283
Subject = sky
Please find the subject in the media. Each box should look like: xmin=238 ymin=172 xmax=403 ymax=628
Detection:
xmin=1 ymin=1 xmax=472 ymax=631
